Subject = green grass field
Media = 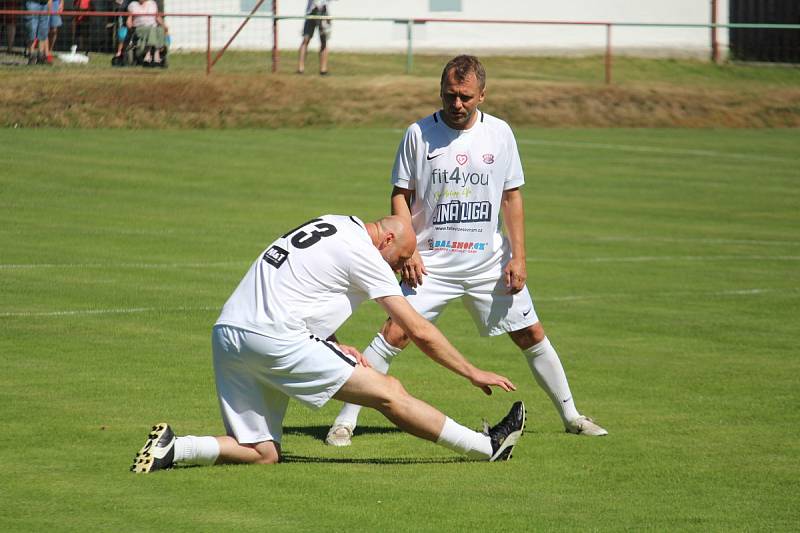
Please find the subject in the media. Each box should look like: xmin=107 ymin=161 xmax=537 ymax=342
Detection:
xmin=1 ymin=128 xmax=799 ymax=531
xmin=6 ymin=49 xmax=800 ymax=88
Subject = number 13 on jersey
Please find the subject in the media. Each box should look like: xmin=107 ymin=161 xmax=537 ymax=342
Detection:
xmin=263 ymin=218 xmax=339 ymax=269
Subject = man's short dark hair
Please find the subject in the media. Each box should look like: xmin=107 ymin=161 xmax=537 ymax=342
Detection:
xmin=440 ymin=55 xmax=486 ymax=90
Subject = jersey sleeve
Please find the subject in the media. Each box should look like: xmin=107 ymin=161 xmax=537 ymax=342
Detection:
xmin=503 ymin=124 xmax=525 ymax=190
xmin=348 ymin=242 xmax=403 ymax=300
xmin=391 ymin=125 xmax=418 ymax=191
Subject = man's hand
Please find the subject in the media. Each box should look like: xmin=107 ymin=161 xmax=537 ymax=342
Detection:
xmin=468 ymin=368 xmax=517 ymax=396
xmin=503 ymin=256 xmax=527 ymax=295
xmin=337 ymin=344 xmax=370 ymax=368
xmin=400 ymin=249 xmax=427 ymax=288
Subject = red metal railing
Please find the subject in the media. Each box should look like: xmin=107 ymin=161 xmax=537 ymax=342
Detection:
xmin=3 ymin=9 xmax=799 ymax=79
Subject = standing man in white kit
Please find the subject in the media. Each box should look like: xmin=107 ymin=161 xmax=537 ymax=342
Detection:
xmin=326 ymin=55 xmax=607 ymax=447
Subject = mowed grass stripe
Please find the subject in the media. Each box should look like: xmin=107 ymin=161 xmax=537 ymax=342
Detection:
xmin=2 ymin=287 xmax=797 ymax=318
xmin=518 ymin=137 xmax=800 ymax=163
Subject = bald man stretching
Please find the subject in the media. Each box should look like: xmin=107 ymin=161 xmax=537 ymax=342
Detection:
xmin=131 ymin=214 xmax=527 ymax=472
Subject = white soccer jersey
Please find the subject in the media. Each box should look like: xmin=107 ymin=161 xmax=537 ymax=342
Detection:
xmin=215 ymin=215 xmax=402 ymax=340
xmin=391 ymin=110 xmax=525 ymax=278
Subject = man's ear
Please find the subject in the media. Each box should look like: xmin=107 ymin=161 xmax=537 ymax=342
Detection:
xmin=381 ymin=232 xmax=396 ymax=250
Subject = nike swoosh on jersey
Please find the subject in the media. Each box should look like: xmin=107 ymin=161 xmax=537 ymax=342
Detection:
xmin=426 ymin=152 xmax=444 ymax=160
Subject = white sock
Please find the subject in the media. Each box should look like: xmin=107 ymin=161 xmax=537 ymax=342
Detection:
xmin=524 ymin=337 xmax=580 ymax=425
xmin=173 ymin=436 xmax=220 ymax=466
xmin=333 ymin=333 xmax=402 ymax=428
xmin=436 ymin=417 xmax=493 ymax=460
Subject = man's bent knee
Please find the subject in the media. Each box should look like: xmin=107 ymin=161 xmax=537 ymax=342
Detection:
xmin=381 ymin=319 xmax=410 ymax=349
xmin=255 ymin=455 xmax=280 ymax=465
xmin=251 ymin=440 xmax=281 ymax=465
xmin=509 ymin=322 xmax=545 ymax=350
xmin=335 ymin=367 xmax=409 ymax=412
xmin=365 ymin=373 xmax=408 ymax=407
xmin=383 ymin=374 xmax=408 ymax=398
xmin=365 ymin=374 xmax=414 ymax=421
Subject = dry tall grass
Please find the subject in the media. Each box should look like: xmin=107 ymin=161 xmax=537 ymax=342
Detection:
xmin=2 ymin=62 xmax=799 ymax=128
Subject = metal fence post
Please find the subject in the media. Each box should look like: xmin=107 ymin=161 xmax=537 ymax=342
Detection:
xmin=605 ymin=23 xmax=612 ymax=85
xmin=406 ymin=19 xmax=413 ymax=74
xmin=272 ymin=0 xmax=279 ymax=73
xmin=206 ymin=15 xmax=211 ymax=75
xmin=711 ymin=0 xmax=720 ymax=63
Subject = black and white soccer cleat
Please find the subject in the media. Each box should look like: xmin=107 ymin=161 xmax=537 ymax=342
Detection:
xmin=130 ymin=423 xmax=176 ymax=473
xmin=488 ymin=401 xmax=526 ymax=462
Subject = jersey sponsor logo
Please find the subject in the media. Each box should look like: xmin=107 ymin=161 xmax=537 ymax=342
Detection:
xmin=433 ymin=188 xmax=472 ymax=201
xmin=431 ymin=240 xmax=488 ymax=253
xmin=432 ymin=200 xmax=491 ymax=226
xmin=456 ymin=153 xmax=468 ymax=165
xmin=482 ymin=153 xmax=495 ymax=164
xmin=263 ymin=245 xmax=289 ymax=268
xmin=431 ymin=167 xmax=489 ymax=187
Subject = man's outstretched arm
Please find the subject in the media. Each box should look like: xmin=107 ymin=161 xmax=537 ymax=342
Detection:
xmin=376 ymin=295 xmax=516 ymax=396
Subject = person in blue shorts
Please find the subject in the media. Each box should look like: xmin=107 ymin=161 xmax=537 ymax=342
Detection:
xmin=297 ymin=0 xmax=332 ymax=75
xmin=25 ymin=0 xmax=50 ymax=64
xmin=46 ymin=0 xmax=61 ymax=57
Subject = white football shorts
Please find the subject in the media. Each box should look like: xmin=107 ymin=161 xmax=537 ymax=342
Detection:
xmin=402 ymin=273 xmax=539 ymax=337
xmin=212 ymin=324 xmax=357 ymax=444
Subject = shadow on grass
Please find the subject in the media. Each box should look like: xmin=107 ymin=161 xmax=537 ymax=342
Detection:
xmin=283 ymin=425 xmax=402 ymax=442
xmin=284 ymin=424 xmax=539 ymax=442
xmin=280 ymin=454 xmax=468 ymax=465
xmin=281 ymin=425 xmax=468 ymax=464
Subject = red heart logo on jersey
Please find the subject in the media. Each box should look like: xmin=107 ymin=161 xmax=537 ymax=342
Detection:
xmin=456 ymin=154 xmax=468 ymax=165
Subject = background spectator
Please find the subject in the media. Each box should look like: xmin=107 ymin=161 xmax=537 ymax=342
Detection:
xmin=297 ymin=0 xmax=332 ymax=75
xmin=70 ymin=0 xmax=91 ymax=52
xmin=1 ymin=0 xmax=17 ymax=53
xmin=111 ymin=0 xmax=131 ymax=65
xmin=126 ymin=0 xmax=167 ymax=66
xmin=46 ymin=0 xmax=61 ymax=57
xmin=25 ymin=0 xmax=51 ymax=64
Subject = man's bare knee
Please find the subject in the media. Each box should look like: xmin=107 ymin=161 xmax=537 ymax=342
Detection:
xmin=374 ymin=374 xmax=412 ymax=415
xmin=509 ymin=322 xmax=545 ymax=350
xmin=251 ymin=441 xmax=281 ymax=465
xmin=381 ymin=319 xmax=410 ymax=349
xmin=384 ymin=374 xmax=408 ymax=396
